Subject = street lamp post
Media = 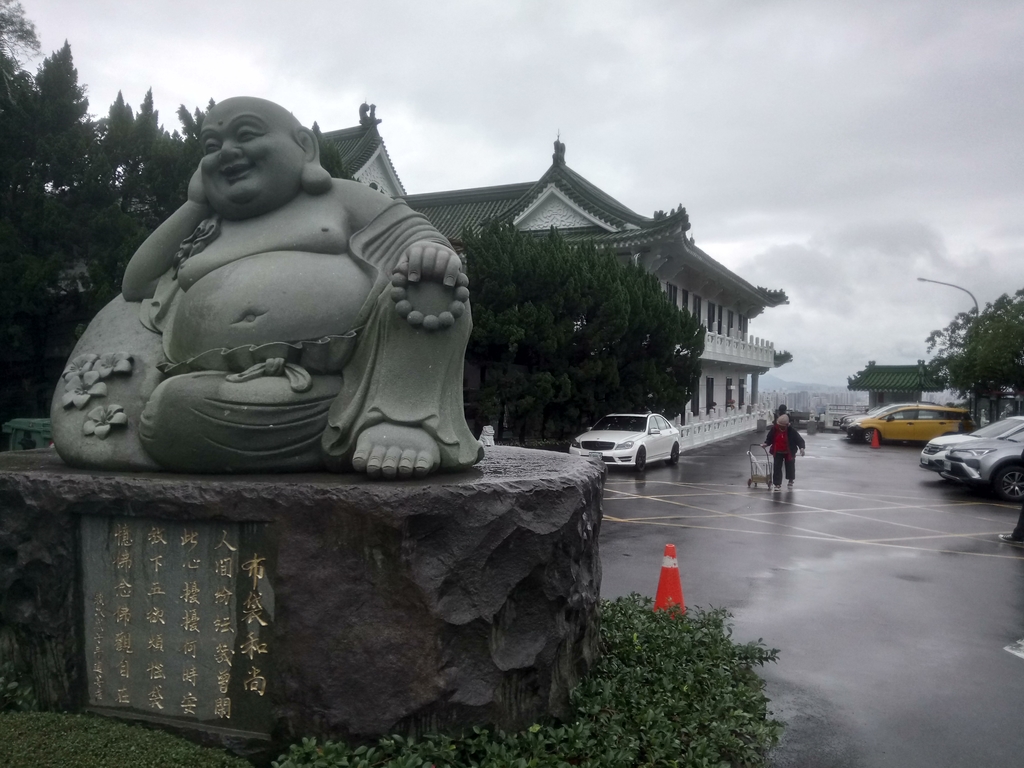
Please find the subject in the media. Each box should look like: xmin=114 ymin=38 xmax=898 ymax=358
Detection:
xmin=916 ymin=277 xmax=979 ymax=314
xmin=916 ymin=277 xmax=981 ymax=423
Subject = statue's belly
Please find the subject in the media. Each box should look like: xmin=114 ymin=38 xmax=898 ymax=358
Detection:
xmin=166 ymin=251 xmax=375 ymax=362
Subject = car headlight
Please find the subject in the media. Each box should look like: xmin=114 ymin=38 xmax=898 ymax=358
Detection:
xmin=951 ymin=448 xmax=996 ymax=458
xmin=615 ymin=440 xmax=634 ymax=450
xmin=571 ymin=438 xmax=581 ymax=448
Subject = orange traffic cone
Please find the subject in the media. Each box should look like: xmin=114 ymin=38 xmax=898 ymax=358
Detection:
xmin=871 ymin=429 xmax=880 ymax=449
xmin=654 ymin=544 xmax=686 ymax=614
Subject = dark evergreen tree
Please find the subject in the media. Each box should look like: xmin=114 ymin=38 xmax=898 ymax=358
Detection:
xmin=0 ymin=41 xmax=97 ymax=421
xmin=0 ymin=27 xmax=211 ymax=427
xmin=928 ymin=289 xmax=1024 ymax=398
xmin=0 ymin=0 xmax=38 ymax=103
xmin=463 ymin=223 xmax=704 ymax=442
xmin=312 ymin=121 xmax=351 ymax=180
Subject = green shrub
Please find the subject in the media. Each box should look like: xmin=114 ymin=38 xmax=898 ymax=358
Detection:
xmin=0 ymin=661 xmax=38 ymax=713
xmin=274 ymin=595 xmax=782 ymax=768
xmin=0 ymin=712 xmax=252 ymax=768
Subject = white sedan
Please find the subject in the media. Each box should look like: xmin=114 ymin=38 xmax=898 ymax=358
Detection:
xmin=569 ymin=413 xmax=680 ymax=471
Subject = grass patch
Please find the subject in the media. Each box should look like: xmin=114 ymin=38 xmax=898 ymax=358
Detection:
xmin=0 ymin=712 xmax=252 ymax=768
xmin=274 ymin=595 xmax=782 ymax=768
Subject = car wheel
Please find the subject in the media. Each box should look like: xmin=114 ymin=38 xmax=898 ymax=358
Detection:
xmin=667 ymin=442 xmax=680 ymax=466
xmin=634 ymin=446 xmax=647 ymax=472
xmin=863 ymin=427 xmax=878 ymax=445
xmin=993 ymin=465 xmax=1024 ymax=502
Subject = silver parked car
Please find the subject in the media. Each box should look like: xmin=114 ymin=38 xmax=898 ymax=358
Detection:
xmin=569 ymin=413 xmax=680 ymax=471
xmin=942 ymin=428 xmax=1024 ymax=501
xmin=920 ymin=416 xmax=1024 ymax=473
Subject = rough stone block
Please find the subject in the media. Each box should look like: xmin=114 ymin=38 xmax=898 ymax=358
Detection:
xmin=0 ymin=446 xmax=603 ymax=756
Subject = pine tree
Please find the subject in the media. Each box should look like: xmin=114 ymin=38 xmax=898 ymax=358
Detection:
xmin=0 ymin=29 xmax=211 ymax=425
xmin=463 ymin=223 xmax=704 ymax=441
xmin=0 ymin=0 xmax=39 ymax=104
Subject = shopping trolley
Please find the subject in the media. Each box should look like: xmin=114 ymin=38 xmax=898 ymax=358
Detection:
xmin=746 ymin=444 xmax=772 ymax=489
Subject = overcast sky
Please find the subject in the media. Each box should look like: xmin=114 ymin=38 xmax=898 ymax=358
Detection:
xmin=24 ymin=0 xmax=1024 ymax=386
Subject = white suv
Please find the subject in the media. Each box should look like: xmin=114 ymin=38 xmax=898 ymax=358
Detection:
xmin=920 ymin=416 xmax=1024 ymax=474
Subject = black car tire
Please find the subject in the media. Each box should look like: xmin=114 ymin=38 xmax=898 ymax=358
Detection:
xmin=667 ymin=442 xmax=680 ymax=466
xmin=993 ymin=465 xmax=1024 ymax=502
xmin=863 ymin=427 xmax=878 ymax=445
xmin=634 ymin=446 xmax=647 ymax=473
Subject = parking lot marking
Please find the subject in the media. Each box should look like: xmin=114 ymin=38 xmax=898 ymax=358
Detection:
xmin=603 ymin=514 xmax=1024 ymax=559
xmin=824 ymin=509 xmax=960 ymax=537
xmin=602 ymin=472 xmax=1024 ymax=559
xmin=609 ymin=485 xmax=994 ymax=516
xmin=859 ymin=531 xmax=1007 ymax=543
xmin=605 ymin=508 xmax=830 ymax=521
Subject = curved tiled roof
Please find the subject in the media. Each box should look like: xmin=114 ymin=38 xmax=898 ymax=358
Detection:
xmin=848 ymin=363 xmax=944 ymax=392
xmin=487 ymin=163 xmax=654 ymax=231
xmin=401 ymin=162 xmax=783 ymax=310
xmin=321 ymin=114 xmax=785 ymax=313
xmin=320 ymin=123 xmax=405 ymax=194
xmin=403 ymin=183 xmax=534 ymax=241
xmin=320 ymin=124 xmax=381 ymax=172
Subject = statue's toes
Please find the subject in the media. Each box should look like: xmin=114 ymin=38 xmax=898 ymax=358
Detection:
xmin=380 ymin=446 xmax=403 ymax=479
xmin=365 ymin=444 xmax=387 ymax=478
xmin=352 ymin=443 xmax=370 ymax=472
xmin=398 ymin=448 xmax=417 ymax=478
xmin=413 ymin=450 xmax=439 ymax=477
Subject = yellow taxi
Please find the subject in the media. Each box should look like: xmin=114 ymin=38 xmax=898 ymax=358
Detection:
xmin=846 ymin=404 xmax=973 ymax=444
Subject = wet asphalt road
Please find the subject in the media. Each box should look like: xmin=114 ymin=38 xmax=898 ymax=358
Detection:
xmin=597 ymin=430 xmax=1024 ymax=768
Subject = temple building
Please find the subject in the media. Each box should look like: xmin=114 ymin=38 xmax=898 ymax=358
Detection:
xmin=322 ymin=106 xmax=788 ymax=421
xmin=847 ymin=361 xmax=946 ymax=407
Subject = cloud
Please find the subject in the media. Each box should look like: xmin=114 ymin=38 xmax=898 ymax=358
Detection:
xmin=22 ymin=0 xmax=1024 ymax=385
xmin=725 ymin=219 xmax=1010 ymax=385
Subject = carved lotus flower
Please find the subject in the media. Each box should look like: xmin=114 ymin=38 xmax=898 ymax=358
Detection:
xmin=61 ymin=373 xmax=107 ymax=410
xmin=93 ymin=352 xmax=133 ymax=380
xmin=83 ymin=405 xmax=128 ymax=439
xmin=62 ymin=353 xmax=99 ymax=381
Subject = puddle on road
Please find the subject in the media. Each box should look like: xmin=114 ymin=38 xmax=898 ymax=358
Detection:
xmin=734 ymin=547 xmax=926 ymax=630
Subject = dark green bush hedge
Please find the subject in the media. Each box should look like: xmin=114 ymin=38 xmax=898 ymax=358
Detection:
xmin=0 ymin=712 xmax=252 ymax=768
xmin=274 ymin=595 xmax=782 ymax=768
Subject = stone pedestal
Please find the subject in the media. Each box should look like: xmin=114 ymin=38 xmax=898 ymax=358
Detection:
xmin=0 ymin=447 xmax=603 ymax=758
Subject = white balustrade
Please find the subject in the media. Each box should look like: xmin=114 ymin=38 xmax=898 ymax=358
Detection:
xmin=701 ymin=331 xmax=775 ymax=367
xmin=672 ymin=406 xmax=771 ymax=450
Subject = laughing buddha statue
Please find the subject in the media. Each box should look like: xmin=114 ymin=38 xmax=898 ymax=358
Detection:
xmin=50 ymin=97 xmax=482 ymax=478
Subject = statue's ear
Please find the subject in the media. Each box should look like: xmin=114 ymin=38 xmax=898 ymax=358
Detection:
xmin=295 ymin=128 xmax=319 ymax=164
xmin=296 ymin=128 xmax=332 ymax=195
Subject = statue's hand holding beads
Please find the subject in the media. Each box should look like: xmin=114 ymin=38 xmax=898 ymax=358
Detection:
xmin=391 ymin=243 xmax=469 ymax=331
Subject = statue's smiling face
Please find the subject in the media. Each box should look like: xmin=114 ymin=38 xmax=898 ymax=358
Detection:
xmin=200 ymin=98 xmax=308 ymax=220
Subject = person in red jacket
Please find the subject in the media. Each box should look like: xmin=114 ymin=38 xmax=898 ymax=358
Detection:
xmin=762 ymin=413 xmax=806 ymax=491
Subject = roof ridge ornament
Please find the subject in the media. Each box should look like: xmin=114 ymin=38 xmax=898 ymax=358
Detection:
xmin=552 ymin=132 xmax=565 ymax=166
xmin=359 ymin=102 xmax=381 ymax=128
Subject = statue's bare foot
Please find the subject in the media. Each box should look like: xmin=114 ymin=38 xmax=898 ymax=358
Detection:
xmin=352 ymin=423 xmax=441 ymax=479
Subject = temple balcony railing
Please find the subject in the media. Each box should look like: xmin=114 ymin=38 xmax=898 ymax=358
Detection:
xmin=701 ymin=330 xmax=775 ymax=369
xmin=670 ymin=405 xmax=772 ymax=450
